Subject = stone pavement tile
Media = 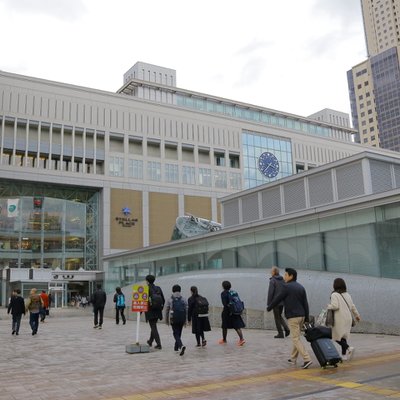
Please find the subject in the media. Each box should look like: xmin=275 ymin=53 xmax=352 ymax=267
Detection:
xmin=0 ymin=310 xmax=399 ymax=400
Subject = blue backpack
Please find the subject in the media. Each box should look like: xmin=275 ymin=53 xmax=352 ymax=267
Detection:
xmin=116 ymin=294 xmax=125 ymax=308
xmin=228 ymin=290 xmax=244 ymax=315
xmin=170 ymin=296 xmax=186 ymax=324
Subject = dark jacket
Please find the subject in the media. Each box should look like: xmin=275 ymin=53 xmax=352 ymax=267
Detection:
xmin=145 ymin=284 xmax=165 ymax=322
xmin=267 ymin=280 xmax=309 ymax=320
xmin=91 ymin=288 xmax=107 ymax=308
xmin=8 ymin=295 xmax=26 ymax=316
xmin=267 ymin=275 xmax=285 ymax=307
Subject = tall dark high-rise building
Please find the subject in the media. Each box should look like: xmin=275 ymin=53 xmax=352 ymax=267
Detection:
xmin=348 ymin=0 xmax=400 ymax=152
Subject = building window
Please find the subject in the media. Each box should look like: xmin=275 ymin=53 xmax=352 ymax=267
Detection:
xmin=229 ymin=172 xmax=241 ymax=190
xmin=182 ymin=166 xmax=196 ymax=185
xmin=214 ymin=170 xmax=227 ymax=188
xmin=165 ymin=163 xmax=179 ymax=183
xmin=147 ymin=161 xmax=161 ymax=181
xmin=128 ymin=159 xmax=143 ymax=179
xmin=109 ymin=156 xmax=124 ymax=177
xmin=229 ymin=154 xmax=240 ymax=168
xmin=198 ymin=168 xmax=211 ymax=187
xmin=214 ymin=152 xmax=225 ymax=167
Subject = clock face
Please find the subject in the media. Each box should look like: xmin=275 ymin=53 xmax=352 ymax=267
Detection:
xmin=258 ymin=152 xmax=280 ymax=178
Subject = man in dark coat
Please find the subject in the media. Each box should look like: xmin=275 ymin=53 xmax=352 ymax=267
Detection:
xmin=267 ymin=268 xmax=312 ymax=369
xmin=7 ymin=289 xmax=25 ymax=335
xmin=267 ymin=266 xmax=290 ymax=338
xmin=145 ymin=274 xmax=165 ymax=349
xmin=91 ymin=284 xmax=107 ymax=329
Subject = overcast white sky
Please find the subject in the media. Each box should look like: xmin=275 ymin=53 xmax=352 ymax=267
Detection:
xmin=0 ymin=0 xmax=367 ymax=119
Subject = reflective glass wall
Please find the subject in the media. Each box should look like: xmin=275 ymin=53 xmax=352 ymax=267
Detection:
xmin=0 ymin=181 xmax=99 ymax=271
xmin=242 ymin=131 xmax=293 ymax=189
xmin=106 ymin=202 xmax=400 ymax=290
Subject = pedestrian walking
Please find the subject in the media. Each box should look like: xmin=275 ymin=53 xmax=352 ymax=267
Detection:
xmin=165 ymin=284 xmax=187 ymax=356
xmin=25 ymin=288 xmax=44 ymax=336
xmin=145 ymin=274 xmax=165 ymax=350
xmin=219 ymin=281 xmax=246 ymax=346
xmin=327 ymin=277 xmax=361 ymax=360
xmin=91 ymin=284 xmax=107 ymax=329
xmin=267 ymin=266 xmax=290 ymax=338
xmin=113 ymin=287 xmax=126 ymax=325
xmin=40 ymin=290 xmax=49 ymax=322
xmin=267 ymin=268 xmax=313 ymax=369
xmin=188 ymin=286 xmax=211 ymax=347
xmin=7 ymin=289 xmax=25 ymax=335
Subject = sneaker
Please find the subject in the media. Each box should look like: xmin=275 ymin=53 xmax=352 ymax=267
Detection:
xmin=195 ymin=344 xmax=201 ymax=347
xmin=341 ymin=354 xmax=348 ymax=361
xmin=237 ymin=339 xmax=246 ymax=346
xmin=218 ymin=339 xmax=227 ymax=344
xmin=93 ymin=325 xmax=98 ymax=329
xmin=288 ymin=359 xmax=296 ymax=365
xmin=154 ymin=345 xmax=162 ymax=350
xmin=98 ymin=325 xmax=102 ymax=330
xmin=274 ymin=334 xmax=284 ymax=339
xmin=12 ymin=331 xmax=15 ymax=335
xmin=202 ymin=340 xmax=207 ymax=347
xmin=147 ymin=340 xmax=153 ymax=347
xmin=179 ymin=346 xmax=186 ymax=356
xmin=302 ymin=360 xmax=313 ymax=369
xmin=347 ymin=347 xmax=355 ymax=360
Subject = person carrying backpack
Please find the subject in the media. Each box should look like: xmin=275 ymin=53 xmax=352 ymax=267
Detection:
xmin=188 ymin=286 xmax=211 ymax=347
xmin=145 ymin=275 xmax=165 ymax=350
xmin=165 ymin=284 xmax=188 ymax=356
xmin=219 ymin=281 xmax=246 ymax=346
xmin=113 ymin=287 xmax=126 ymax=325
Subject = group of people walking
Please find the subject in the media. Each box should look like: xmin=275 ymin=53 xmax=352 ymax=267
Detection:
xmin=267 ymin=266 xmax=361 ymax=368
xmin=7 ymin=268 xmax=360 ymax=371
xmin=7 ymin=288 xmax=50 ymax=336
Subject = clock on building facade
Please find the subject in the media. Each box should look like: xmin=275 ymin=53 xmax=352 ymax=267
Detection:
xmin=258 ymin=151 xmax=280 ymax=178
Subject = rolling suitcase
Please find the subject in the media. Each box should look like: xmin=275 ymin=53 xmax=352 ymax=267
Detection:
xmin=311 ymin=338 xmax=342 ymax=368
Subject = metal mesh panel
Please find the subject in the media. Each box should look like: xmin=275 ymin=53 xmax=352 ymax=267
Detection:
xmin=370 ymin=160 xmax=393 ymax=194
xmin=336 ymin=162 xmax=364 ymax=200
xmin=223 ymin=200 xmax=240 ymax=227
xmin=242 ymin=193 xmax=259 ymax=223
xmin=309 ymin=171 xmax=333 ymax=207
xmin=283 ymin=180 xmax=306 ymax=213
xmin=395 ymin=164 xmax=400 ymax=188
xmin=261 ymin=187 xmax=281 ymax=218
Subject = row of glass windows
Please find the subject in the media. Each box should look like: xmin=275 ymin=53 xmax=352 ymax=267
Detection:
xmin=0 ymin=196 xmax=88 ymax=270
xmin=105 ymin=202 xmax=400 ymax=292
xmin=242 ymin=131 xmax=293 ymax=189
xmin=109 ymin=157 xmax=242 ymax=190
xmin=176 ymin=95 xmax=352 ymax=141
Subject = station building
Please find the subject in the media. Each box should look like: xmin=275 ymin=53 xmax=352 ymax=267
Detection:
xmin=0 ymin=61 xmax=396 ymax=307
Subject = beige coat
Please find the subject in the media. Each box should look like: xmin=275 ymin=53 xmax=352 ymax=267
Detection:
xmin=327 ymin=292 xmax=360 ymax=341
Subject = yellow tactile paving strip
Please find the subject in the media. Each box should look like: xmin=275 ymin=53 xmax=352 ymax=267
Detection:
xmin=107 ymin=352 xmax=400 ymax=400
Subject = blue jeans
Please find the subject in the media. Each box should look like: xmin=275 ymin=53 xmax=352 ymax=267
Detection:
xmin=29 ymin=312 xmax=40 ymax=334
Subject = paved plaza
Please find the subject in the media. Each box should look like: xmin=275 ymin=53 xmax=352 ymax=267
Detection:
xmin=0 ymin=308 xmax=399 ymax=400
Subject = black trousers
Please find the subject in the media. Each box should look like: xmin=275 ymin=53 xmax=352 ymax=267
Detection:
xmin=273 ymin=305 xmax=289 ymax=334
xmin=171 ymin=323 xmax=184 ymax=351
xmin=148 ymin=319 xmax=161 ymax=346
xmin=93 ymin=306 xmax=104 ymax=326
xmin=115 ymin=307 xmax=126 ymax=324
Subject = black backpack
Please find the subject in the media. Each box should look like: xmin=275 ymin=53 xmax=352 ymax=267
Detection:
xmin=196 ymin=295 xmax=209 ymax=315
xmin=170 ymin=296 xmax=186 ymax=324
xmin=149 ymin=286 xmax=163 ymax=311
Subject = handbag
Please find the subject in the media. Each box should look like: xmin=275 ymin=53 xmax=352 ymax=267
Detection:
xmin=340 ymin=293 xmax=356 ymax=327
xmin=325 ymin=309 xmax=335 ymax=327
xmin=316 ymin=308 xmax=328 ymax=326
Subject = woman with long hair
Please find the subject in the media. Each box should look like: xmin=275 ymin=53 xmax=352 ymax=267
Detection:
xmin=327 ymin=278 xmax=361 ymax=360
